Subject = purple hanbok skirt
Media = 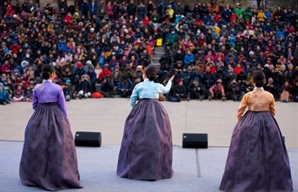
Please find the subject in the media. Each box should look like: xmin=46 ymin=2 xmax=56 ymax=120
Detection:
xmin=220 ymin=111 xmax=293 ymax=192
xmin=117 ymin=99 xmax=174 ymax=180
xmin=19 ymin=103 xmax=83 ymax=191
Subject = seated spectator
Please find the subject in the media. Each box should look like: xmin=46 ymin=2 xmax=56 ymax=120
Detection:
xmin=87 ymin=66 xmax=97 ymax=91
xmin=243 ymin=78 xmax=254 ymax=95
xmin=264 ymin=78 xmax=278 ymax=100
xmin=99 ymin=75 xmax=115 ymax=98
xmin=183 ymin=50 xmax=194 ymax=68
xmin=0 ymin=83 xmax=10 ymax=105
xmin=78 ymin=74 xmax=92 ymax=99
xmin=208 ymin=79 xmax=226 ymax=101
xmin=187 ymin=78 xmax=206 ymax=101
xmin=234 ymin=63 xmax=244 ymax=75
xmin=290 ymin=80 xmax=298 ymax=102
xmin=134 ymin=65 xmax=143 ymax=80
xmin=227 ymin=78 xmax=241 ymax=101
xmin=112 ymin=66 xmax=121 ymax=86
xmin=61 ymin=66 xmax=74 ymax=84
xmin=204 ymin=66 xmax=216 ymax=90
xmin=120 ymin=64 xmax=134 ymax=81
xmin=280 ymin=81 xmax=292 ymax=102
xmin=117 ymin=77 xmax=133 ymax=98
xmin=98 ymin=63 xmax=112 ymax=83
xmin=24 ymin=85 xmax=33 ymax=102
xmin=170 ymin=79 xmax=187 ymax=102
xmin=73 ymin=62 xmax=87 ymax=86
xmin=12 ymin=84 xmax=25 ymax=102
xmin=2 ymin=79 xmax=13 ymax=101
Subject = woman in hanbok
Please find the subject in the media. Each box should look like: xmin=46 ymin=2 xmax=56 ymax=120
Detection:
xmin=117 ymin=66 xmax=175 ymax=180
xmin=220 ymin=70 xmax=293 ymax=192
xmin=19 ymin=64 xmax=82 ymax=191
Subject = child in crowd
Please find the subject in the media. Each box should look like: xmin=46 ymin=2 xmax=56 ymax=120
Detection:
xmin=12 ymin=84 xmax=25 ymax=102
xmin=24 ymin=85 xmax=33 ymax=102
xmin=0 ymin=83 xmax=10 ymax=105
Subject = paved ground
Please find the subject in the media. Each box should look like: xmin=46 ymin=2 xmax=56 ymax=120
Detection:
xmin=0 ymin=99 xmax=297 ymax=191
xmin=1 ymin=99 xmax=297 ymax=148
xmin=0 ymin=141 xmax=297 ymax=192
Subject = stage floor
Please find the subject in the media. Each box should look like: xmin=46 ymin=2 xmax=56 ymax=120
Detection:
xmin=1 ymin=98 xmax=297 ymax=148
xmin=0 ymin=141 xmax=297 ymax=192
xmin=1 ymin=99 xmax=298 ymax=191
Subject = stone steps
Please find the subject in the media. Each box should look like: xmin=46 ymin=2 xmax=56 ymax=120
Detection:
xmin=151 ymin=46 xmax=165 ymax=69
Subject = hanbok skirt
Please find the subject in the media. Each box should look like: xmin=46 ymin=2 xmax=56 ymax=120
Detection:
xmin=220 ymin=111 xmax=293 ymax=192
xmin=19 ymin=103 xmax=82 ymax=191
xmin=117 ymin=99 xmax=174 ymax=180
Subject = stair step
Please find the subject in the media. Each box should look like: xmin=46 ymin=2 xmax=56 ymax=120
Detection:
xmin=154 ymin=52 xmax=165 ymax=55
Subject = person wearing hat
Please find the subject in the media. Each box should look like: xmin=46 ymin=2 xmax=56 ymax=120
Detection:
xmin=208 ymin=79 xmax=226 ymax=101
xmin=169 ymin=78 xmax=187 ymax=102
xmin=87 ymin=28 xmax=96 ymax=41
xmin=117 ymin=76 xmax=133 ymax=98
xmin=73 ymin=61 xmax=87 ymax=91
xmin=187 ymin=77 xmax=206 ymax=101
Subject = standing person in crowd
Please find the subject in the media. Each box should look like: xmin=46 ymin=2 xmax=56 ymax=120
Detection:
xmin=89 ymin=0 xmax=98 ymax=18
xmin=220 ymin=70 xmax=293 ymax=192
xmin=117 ymin=66 xmax=175 ymax=180
xmin=19 ymin=64 xmax=83 ymax=191
xmin=80 ymin=0 xmax=89 ymax=18
xmin=126 ymin=0 xmax=137 ymax=19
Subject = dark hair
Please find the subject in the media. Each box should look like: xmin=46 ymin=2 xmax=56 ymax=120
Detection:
xmin=41 ymin=64 xmax=55 ymax=80
xmin=252 ymin=70 xmax=265 ymax=87
xmin=145 ymin=65 xmax=157 ymax=81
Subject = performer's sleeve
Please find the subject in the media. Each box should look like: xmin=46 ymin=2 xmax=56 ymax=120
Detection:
xmin=269 ymin=94 xmax=276 ymax=116
xmin=130 ymin=86 xmax=138 ymax=108
xmin=32 ymin=88 xmax=38 ymax=110
xmin=58 ymin=88 xmax=68 ymax=118
xmin=237 ymin=94 xmax=248 ymax=121
xmin=158 ymin=80 xmax=172 ymax=94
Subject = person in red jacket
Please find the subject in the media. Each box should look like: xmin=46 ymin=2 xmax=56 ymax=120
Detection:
xmin=234 ymin=63 xmax=244 ymax=75
xmin=5 ymin=5 xmax=16 ymax=16
xmin=97 ymin=63 xmax=112 ymax=83
xmin=105 ymin=1 xmax=113 ymax=18
xmin=10 ymin=42 xmax=20 ymax=54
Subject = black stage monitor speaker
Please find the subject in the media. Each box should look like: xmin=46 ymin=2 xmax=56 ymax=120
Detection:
xmin=182 ymin=133 xmax=208 ymax=148
xmin=75 ymin=132 xmax=102 ymax=147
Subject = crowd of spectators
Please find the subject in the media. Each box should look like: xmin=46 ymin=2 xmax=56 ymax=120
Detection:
xmin=0 ymin=0 xmax=298 ymax=105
